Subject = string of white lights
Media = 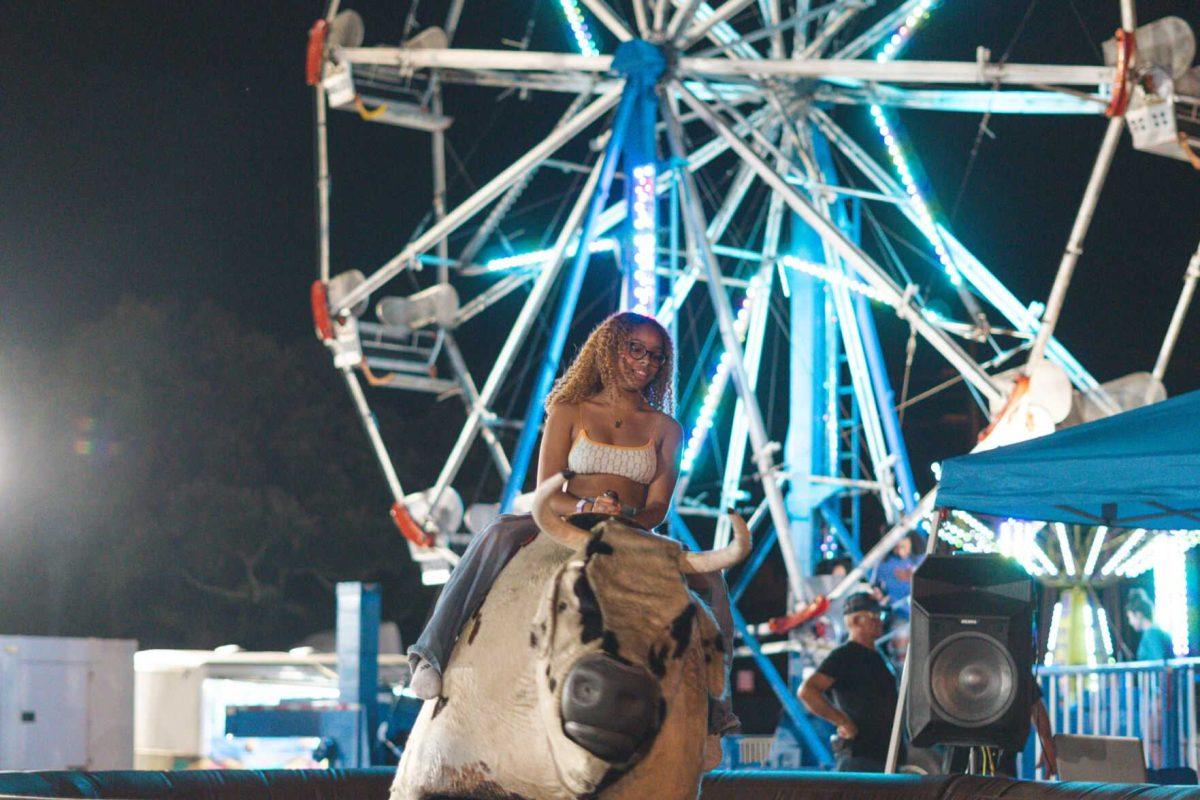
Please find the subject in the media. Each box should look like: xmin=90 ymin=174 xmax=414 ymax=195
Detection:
xmin=941 ymin=510 xmax=999 ymax=553
xmin=998 ymin=519 xmax=1049 ymax=576
xmin=1081 ymin=525 xmax=1108 ymax=578
xmin=484 ymin=238 xmax=618 ymax=271
xmin=678 ymin=273 xmax=764 ymax=473
xmin=1083 ymin=601 xmax=1097 ymax=667
xmin=1099 ymin=527 xmax=1148 ymax=576
xmin=1096 ymin=604 xmax=1115 ymax=662
xmin=1044 ymin=599 xmax=1063 ymax=666
xmin=779 ymin=255 xmax=895 ymax=306
xmin=867 ymin=0 xmax=963 ymax=288
xmin=1119 ymin=530 xmax=1200 ymax=578
xmin=558 ymin=0 xmax=600 ymax=56
xmin=629 ymin=163 xmax=658 ymax=314
xmin=1153 ymin=535 xmax=1192 ymax=656
xmin=1054 ymin=523 xmax=1077 ymax=577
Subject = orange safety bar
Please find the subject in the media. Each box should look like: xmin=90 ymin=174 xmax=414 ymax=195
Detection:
xmin=306 ymin=19 xmax=328 ymax=86
xmin=1106 ymin=28 xmax=1136 ymax=119
xmin=391 ymin=502 xmax=435 ymax=548
xmin=310 ymin=280 xmax=334 ymax=342
xmin=767 ymin=595 xmax=831 ymax=635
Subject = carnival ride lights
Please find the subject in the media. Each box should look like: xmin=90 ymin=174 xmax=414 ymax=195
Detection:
xmin=1041 ymin=591 xmax=1112 ymax=667
xmin=628 ymin=163 xmax=659 ymax=314
xmin=678 ymin=275 xmax=761 ymax=475
xmin=484 ymin=238 xmax=618 ymax=271
xmin=1082 ymin=525 xmax=1108 ymax=578
xmin=940 ymin=512 xmax=1199 ymax=662
xmin=779 ymin=255 xmax=892 ymax=307
xmin=1097 ymin=605 xmax=1116 ymax=660
xmin=1153 ymin=538 xmax=1192 ymax=657
xmin=1054 ymin=523 xmax=1078 ymax=577
xmin=557 ymin=0 xmax=600 ymax=57
xmin=866 ymin=0 xmax=963 ymax=289
xmin=1083 ymin=601 xmax=1098 ymax=667
xmin=305 ymin=0 xmax=1199 ymax=763
xmin=1044 ymin=599 xmax=1064 ymax=666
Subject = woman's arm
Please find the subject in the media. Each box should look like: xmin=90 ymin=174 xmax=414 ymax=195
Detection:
xmin=537 ymin=403 xmax=587 ymax=517
xmin=631 ymin=417 xmax=683 ymax=529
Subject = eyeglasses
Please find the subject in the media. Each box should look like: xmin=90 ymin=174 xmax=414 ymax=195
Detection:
xmin=625 ymin=340 xmax=666 ymax=367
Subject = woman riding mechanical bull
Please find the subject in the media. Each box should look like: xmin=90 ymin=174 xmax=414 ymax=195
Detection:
xmin=407 ymin=310 xmax=741 ymax=765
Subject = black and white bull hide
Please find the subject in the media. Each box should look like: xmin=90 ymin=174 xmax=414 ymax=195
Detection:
xmin=391 ymin=473 xmax=750 ymax=800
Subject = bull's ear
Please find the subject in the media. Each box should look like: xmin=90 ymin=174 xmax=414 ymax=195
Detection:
xmin=693 ymin=600 xmax=727 ymax=698
xmin=531 ymin=584 xmax=552 ymax=658
xmin=532 ymin=559 xmax=587 ymax=663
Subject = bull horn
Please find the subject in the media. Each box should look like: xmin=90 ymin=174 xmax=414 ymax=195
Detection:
xmin=680 ymin=511 xmax=752 ymax=574
xmin=531 ymin=471 xmax=592 ymax=551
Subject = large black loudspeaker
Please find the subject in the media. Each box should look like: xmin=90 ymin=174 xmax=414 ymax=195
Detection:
xmin=907 ymin=553 xmax=1034 ymax=750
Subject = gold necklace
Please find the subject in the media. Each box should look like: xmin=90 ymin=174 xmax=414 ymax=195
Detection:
xmin=609 ymin=394 xmax=638 ymax=428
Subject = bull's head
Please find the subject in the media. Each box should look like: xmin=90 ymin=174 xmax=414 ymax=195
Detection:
xmin=528 ymin=473 xmax=751 ymax=795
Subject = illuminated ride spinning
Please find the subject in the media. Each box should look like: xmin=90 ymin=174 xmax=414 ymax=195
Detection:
xmin=306 ymin=0 xmax=1200 ymax=761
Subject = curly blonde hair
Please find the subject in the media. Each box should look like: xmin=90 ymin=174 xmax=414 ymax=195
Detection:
xmin=545 ymin=311 xmax=674 ymax=413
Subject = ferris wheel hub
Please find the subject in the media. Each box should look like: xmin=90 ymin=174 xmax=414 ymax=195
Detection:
xmin=612 ymin=38 xmax=671 ymax=86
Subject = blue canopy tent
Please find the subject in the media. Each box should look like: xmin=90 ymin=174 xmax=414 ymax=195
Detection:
xmin=939 ymin=390 xmax=1200 ymax=530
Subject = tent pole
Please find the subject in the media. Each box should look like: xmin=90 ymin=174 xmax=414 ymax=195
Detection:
xmin=885 ymin=502 xmax=941 ymax=773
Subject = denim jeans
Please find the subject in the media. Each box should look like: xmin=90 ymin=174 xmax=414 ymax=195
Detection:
xmin=408 ymin=513 xmax=537 ymax=675
xmin=406 ymin=513 xmax=739 ymax=734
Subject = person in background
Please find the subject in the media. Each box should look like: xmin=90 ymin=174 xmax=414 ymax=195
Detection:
xmin=872 ymin=534 xmax=922 ymax=618
xmin=799 ymin=591 xmax=898 ymax=772
xmin=1126 ymin=588 xmax=1174 ymax=661
xmin=814 ymin=557 xmax=851 ymax=579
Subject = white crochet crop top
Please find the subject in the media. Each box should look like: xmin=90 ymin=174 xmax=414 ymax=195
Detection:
xmin=567 ymin=430 xmax=658 ymax=485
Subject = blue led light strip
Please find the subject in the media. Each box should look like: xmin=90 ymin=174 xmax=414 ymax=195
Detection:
xmin=484 ymin=239 xmax=617 ymax=271
xmin=559 ymin=0 xmax=600 ymax=56
xmin=867 ymin=1 xmax=963 ymax=287
xmin=678 ymin=274 xmax=765 ymax=474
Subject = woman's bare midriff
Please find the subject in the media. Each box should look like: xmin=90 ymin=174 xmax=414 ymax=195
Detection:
xmin=567 ymin=473 xmax=649 ymax=510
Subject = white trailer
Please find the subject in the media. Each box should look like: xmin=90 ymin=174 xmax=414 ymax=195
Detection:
xmin=0 ymin=635 xmax=136 ymax=770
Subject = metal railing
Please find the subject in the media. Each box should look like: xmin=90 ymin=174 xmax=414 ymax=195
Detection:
xmin=725 ymin=658 xmax=1200 ymax=776
xmin=1028 ymin=657 xmax=1200 ymax=780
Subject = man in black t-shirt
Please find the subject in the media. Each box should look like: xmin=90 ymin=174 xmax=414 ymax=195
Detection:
xmin=799 ymin=591 xmax=898 ymax=772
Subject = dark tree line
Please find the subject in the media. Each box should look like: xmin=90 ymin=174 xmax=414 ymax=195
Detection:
xmin=0 ymin=297 xmax=459 ymax=651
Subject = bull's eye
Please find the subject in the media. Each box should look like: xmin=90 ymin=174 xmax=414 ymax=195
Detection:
xmin=571 ymin=678 xmax=601 ymax=707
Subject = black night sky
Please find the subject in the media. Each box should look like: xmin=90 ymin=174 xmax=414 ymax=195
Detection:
xmin=1 ymin=2 xmax=1199 ymax=649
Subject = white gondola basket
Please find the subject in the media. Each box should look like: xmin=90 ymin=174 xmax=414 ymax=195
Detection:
xmin=1126 ymin=94 xmax=1182 ymax=158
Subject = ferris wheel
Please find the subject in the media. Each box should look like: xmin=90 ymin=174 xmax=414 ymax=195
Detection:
xmin=306 ymin=0 xmax=1200 ymax=753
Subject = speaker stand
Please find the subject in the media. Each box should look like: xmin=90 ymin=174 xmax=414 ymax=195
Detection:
xmin=884 ymin=510 xmax=945 ymax=773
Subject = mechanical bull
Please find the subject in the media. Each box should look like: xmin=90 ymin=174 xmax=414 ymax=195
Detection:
xmin=391 ymin=473 xmax=751 ymax=800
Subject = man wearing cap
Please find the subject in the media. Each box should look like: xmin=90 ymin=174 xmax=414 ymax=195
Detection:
xmin=799 ymin=591 xmax=899 ymax=772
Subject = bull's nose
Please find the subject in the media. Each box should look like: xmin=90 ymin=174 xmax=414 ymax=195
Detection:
xmin=560 ymin=654 xmax=661 ymax=762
